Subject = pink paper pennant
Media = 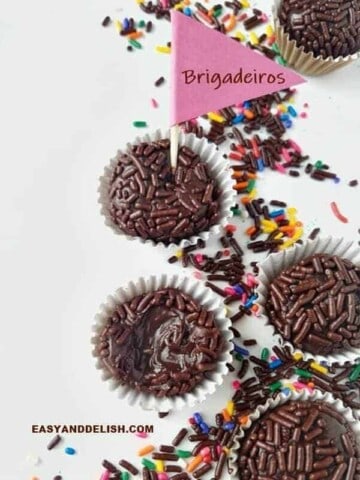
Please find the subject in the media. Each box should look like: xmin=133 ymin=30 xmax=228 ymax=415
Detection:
xmin=170 ymin=11 xmax=306 ymax=125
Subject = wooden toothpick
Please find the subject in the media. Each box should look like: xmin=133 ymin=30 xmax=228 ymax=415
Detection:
xmin=170 ymin=124 xmax=179 ymax=170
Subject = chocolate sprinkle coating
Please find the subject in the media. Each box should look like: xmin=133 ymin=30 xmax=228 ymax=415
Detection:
xmin=278 ymin=0 xmax=360 ymax=59
xmin=107 ymin=139 xmax=221 ymax=245
xmin=265 ymin=253 xmax=360 ymax=355
xmin=238 ymin=400 xmax=360 ymax=480
xmin=96 ymin=288 xmax=224 ymax=397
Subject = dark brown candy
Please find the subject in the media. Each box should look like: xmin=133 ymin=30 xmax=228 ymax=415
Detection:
xmin=102 ymin=460 xmax=119 ymax=473
xmin=170 ymin=473 xmax=190 ymax=480
xmin=237 ymin=400 xmax=360 ymax=479
xmin=309 ymin=228 xmax=320 ymax=240
xmin=106 ymin=140 xmax=221 ymax=245
xmin=265 ymin=253 xmax=360 ymax=355
xmin=193 ymin=463 xmax=212 ymax=479
xmin=243 ymin=339 xmax=257 ymax=346
xmin=154 ymin=76 xmax=165 ymax=87
xmin=119 ymin=459 xmax=139 ymax=475
xmin=143 ymin=467 xmax=151 ymax=480
xmin=95 ymin=287 xmax=224 ymax=397
xmin=158 ymin=412 xmax=169 ymax=418
xmin=215 ymin=451 xmax=227 ymax=480
xmin=278 ymin=0 xmax=360 ymax=59
xmin=165 ymin=466 xmax=182 ymax=473
xmin=152 ymin=453 xmax=179 ymax=461
xmin=102 ymin=16 xmax=111 ymax=27
xmin=150 ymin=470 xmax=158 ymax=480
xmin=47 ymin=434 xmax=62 ymax=450
xmin=171 ymin=428 xmax=188 ymax=446
xmin=188 ymin=434 xmax=209 ymax=442
xmin=159 ymin=445 xmax=175 ymax=453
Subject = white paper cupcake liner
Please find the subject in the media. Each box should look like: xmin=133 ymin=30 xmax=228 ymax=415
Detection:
xmin=273 ymin=0 xmax=360 ymax=76
xmin=229 ymin=389 xmax=360 ymax=479
xmin=256 ymin=236 xmax=360 ymax=365
xmin=98 ymin=129 xmax=235 ymax=250
xmin=91 ymin=273 xmax=233 ymax=412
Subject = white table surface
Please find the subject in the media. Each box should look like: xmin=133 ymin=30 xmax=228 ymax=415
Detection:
xmin=1 ymin=0 xmax=360 ymax=478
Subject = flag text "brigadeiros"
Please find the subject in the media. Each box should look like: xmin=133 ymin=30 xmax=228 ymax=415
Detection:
xmin=182 ymin=68 xmax=286 ymax=90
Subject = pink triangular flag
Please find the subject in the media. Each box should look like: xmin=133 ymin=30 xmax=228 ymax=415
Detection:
xmin=170 ymin=11 xmax=306 ymax=125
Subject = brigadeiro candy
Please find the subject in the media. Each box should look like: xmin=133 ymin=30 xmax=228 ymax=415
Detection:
xmin=273 ymin=0 xmax=360 ymax=75
xmin=92 ymin=275 xmax=232 ymax=411
xmin=236 ymin=394 xmax=360 ymax=480
xmin=96 ymin=287 xmax=224 ymax=394
xmin=99 ymin=130 xmax=234 ymax=247
xmin=257 ymin=237 xmax=360 ymax=364
xmin=265 ymin=252 xmax=360 ymax=356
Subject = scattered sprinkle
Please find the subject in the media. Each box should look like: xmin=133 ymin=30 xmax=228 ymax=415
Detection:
xmin=102 ymin=16 xmax=111 ymax=27
xmin=155 ymin=45 xmax=171 ymax=53
xmin=138 ymin=445 xmax=155 ymax=457
xmin=154 ymin=76 xmax=165 ymax=87
xmin=330 ymin=201 xmax=349 ymax=224
xmin=308 ymin=227 xmax=320 ymax=240
xmin=64 ymin=447 xmax=76 ymax=455
xmin=47 ymin=434 xmax=62 ymax=451
xmin=132 ymin=121 xmax=148 ymax=128
xmin=129 ymin=39 xmax=142 ymax=49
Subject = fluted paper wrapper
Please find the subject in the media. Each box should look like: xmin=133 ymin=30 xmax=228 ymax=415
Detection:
xmin=99 ymin=129 xmax=235 ymax=249
xmin=230 ymin=389 xmax=360 ymax=478
xmin=256 ymin=237 xmax=360 ymax=365
xmin=91 ymin=274 xmax=233 ymax=411
xmin=273 ymin=0 xmax=360 ymax=76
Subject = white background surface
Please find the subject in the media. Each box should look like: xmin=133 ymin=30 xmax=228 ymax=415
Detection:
xmin=0 ymin=0 xmax=360 ymax=478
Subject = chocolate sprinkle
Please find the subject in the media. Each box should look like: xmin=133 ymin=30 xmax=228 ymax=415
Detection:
xmin=154 ymin=76 xmax=165 ymax=87
xmin=102 ymin=16 xmax=111 ymax=27
xmin=47 ymin=434 xmax=62 ymax=451
xmin=158 ymin=411 xmax=170 ymax=418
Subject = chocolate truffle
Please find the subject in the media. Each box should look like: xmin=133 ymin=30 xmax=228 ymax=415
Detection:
xmin=238 ymin=400 xmax=360 ymax=480
xmin=107 ymin=138 xmax=221 ymax=245
xmin=278 ymin=0 xmax=360 ymax=59
xmin=265 ymin=253 xmax=360 ymax=356
xmin=95 ymin=288 xmax=224 ymax=397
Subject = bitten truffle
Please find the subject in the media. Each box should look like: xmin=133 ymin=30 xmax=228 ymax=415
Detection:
xmin=95 ymin=288 xmax=224 ymax=397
